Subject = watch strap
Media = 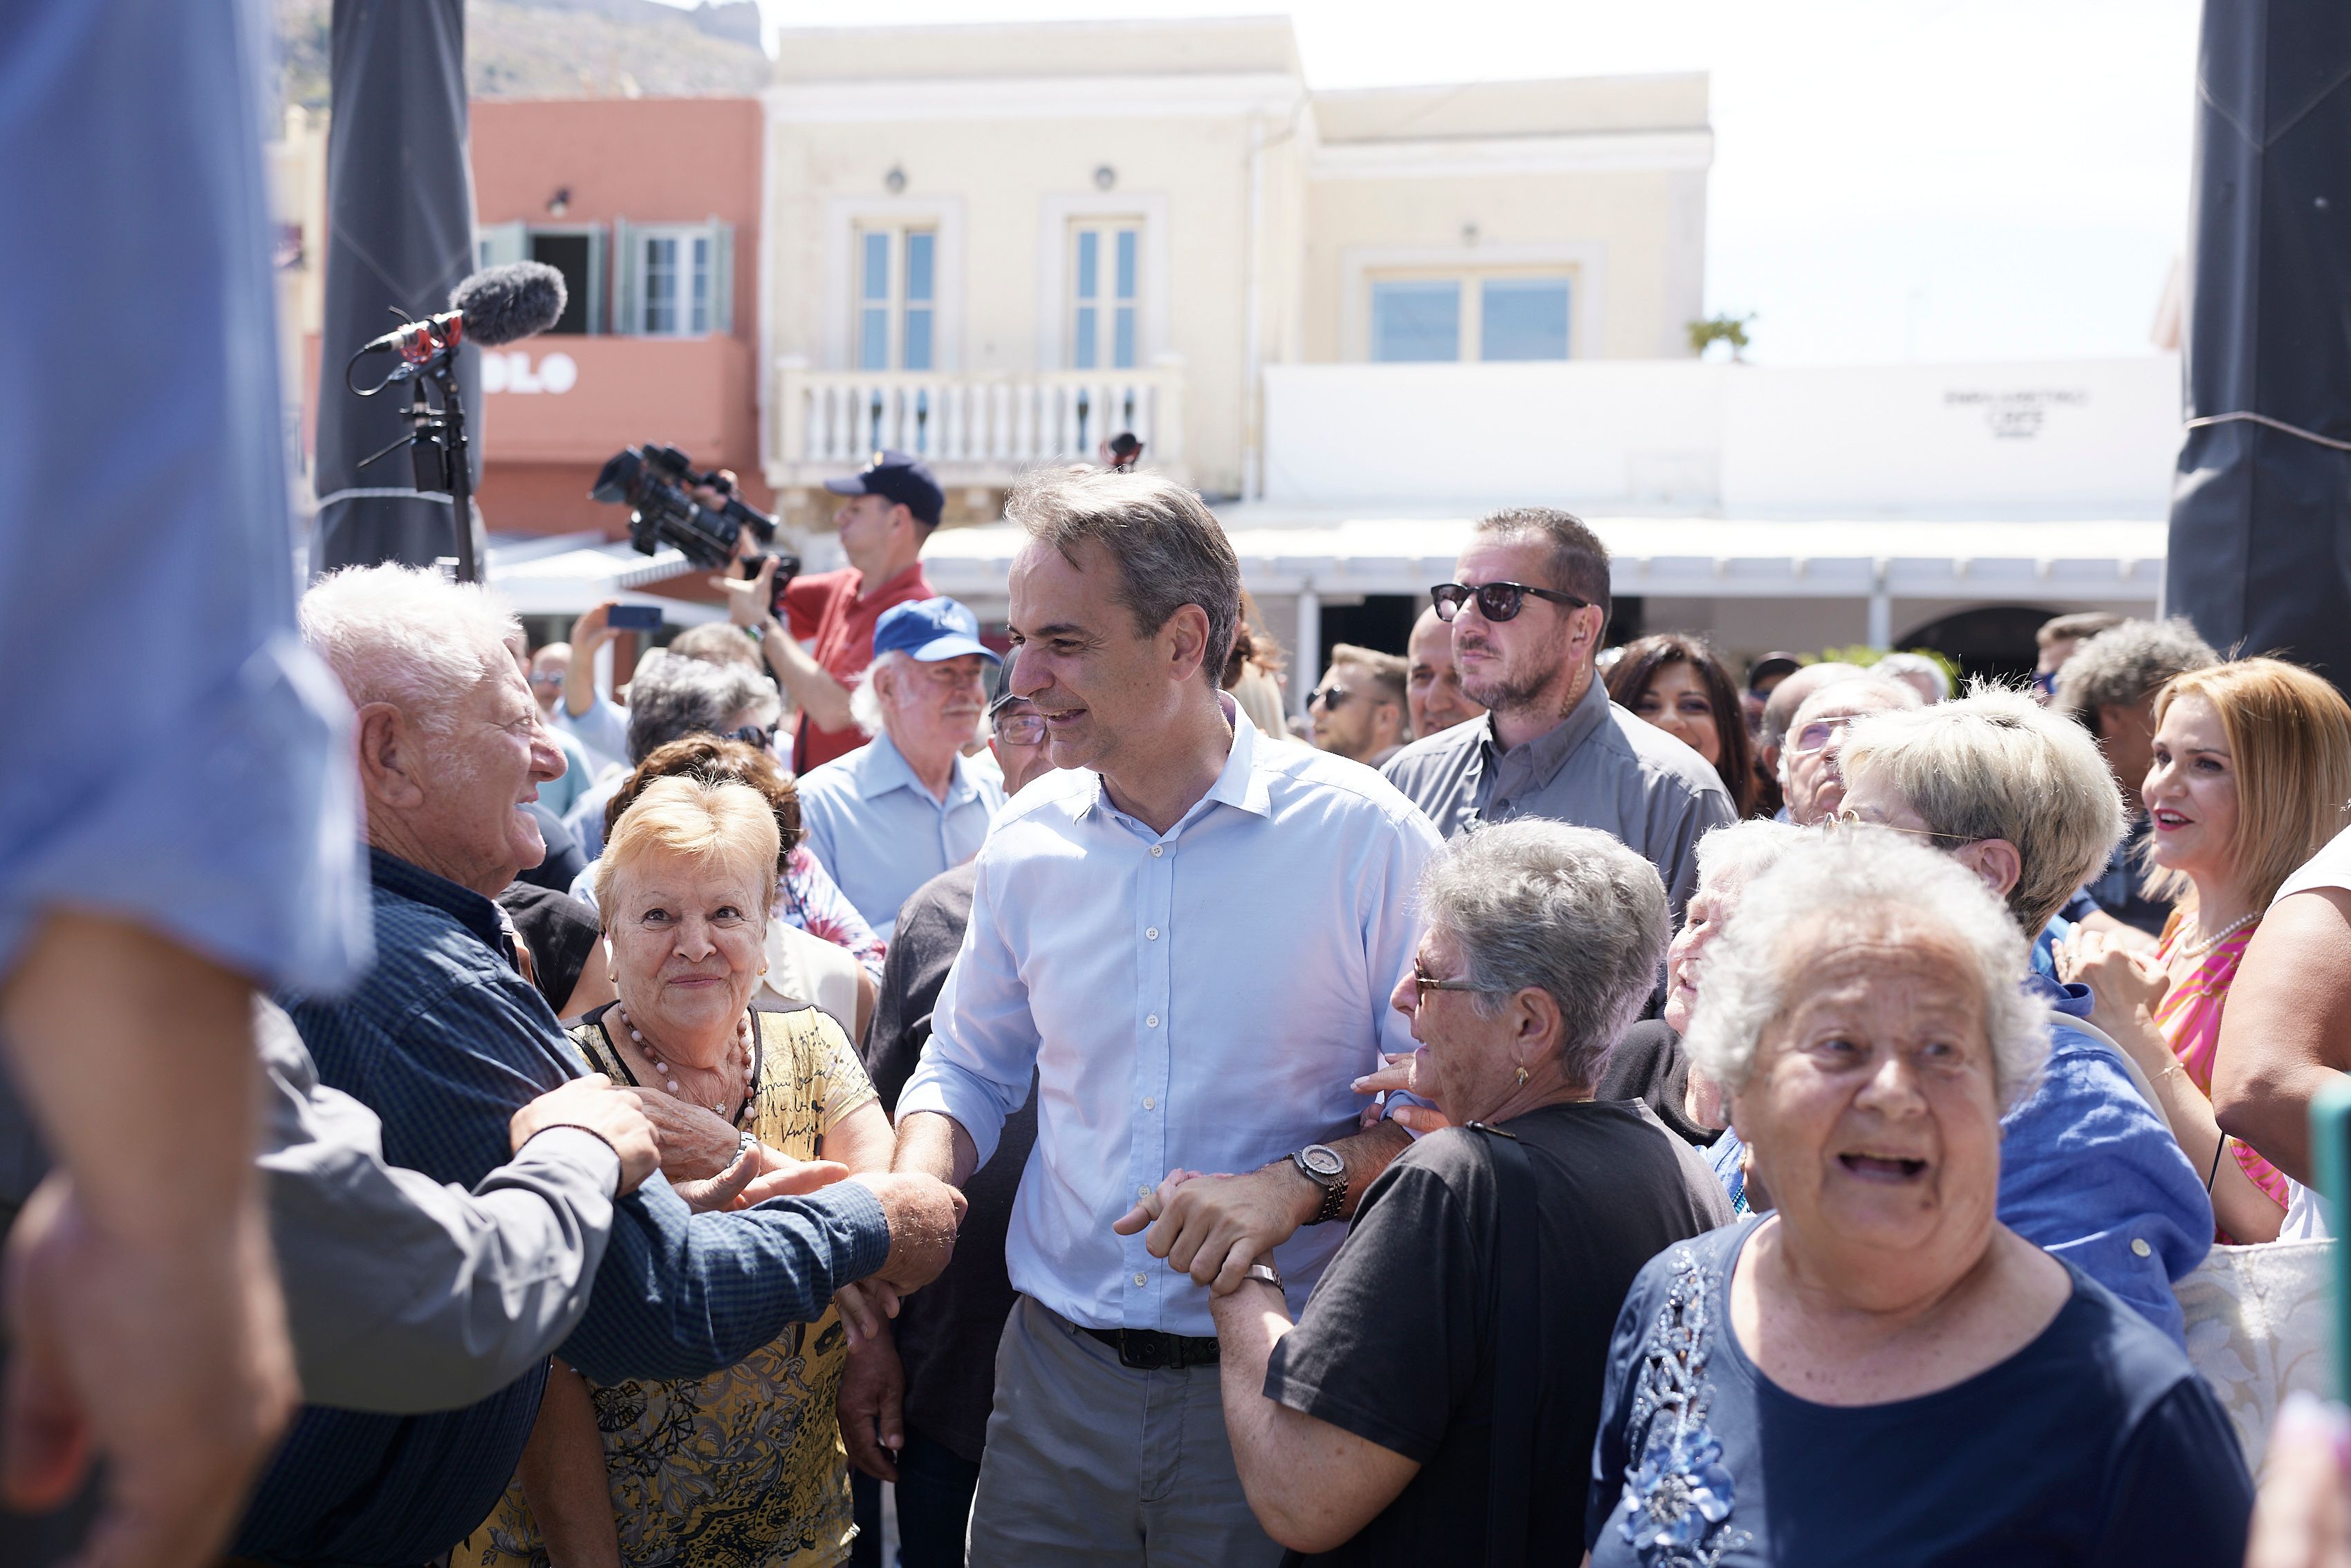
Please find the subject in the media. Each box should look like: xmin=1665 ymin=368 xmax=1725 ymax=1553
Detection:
xmin=1243 ymin=1261 xmax=1285 ymax=1294
xmin=1292 ymin=1148 xmax=1347 ymax=1225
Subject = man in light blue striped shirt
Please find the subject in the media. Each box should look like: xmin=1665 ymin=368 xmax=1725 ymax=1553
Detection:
xmin=889 ymin=468 xmax=1436 ymax=1567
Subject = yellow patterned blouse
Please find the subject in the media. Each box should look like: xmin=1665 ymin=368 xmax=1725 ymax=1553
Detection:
xmin=463 ymin=1001 xmax=878 ymax=1568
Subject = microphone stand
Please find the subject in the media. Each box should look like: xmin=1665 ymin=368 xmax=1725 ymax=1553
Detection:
xmin=351 ymin=338 xmax=478 ymax=583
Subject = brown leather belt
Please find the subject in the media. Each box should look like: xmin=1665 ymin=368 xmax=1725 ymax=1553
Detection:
xmin=1080 ymin=1324 xmax=1221 ymax=1370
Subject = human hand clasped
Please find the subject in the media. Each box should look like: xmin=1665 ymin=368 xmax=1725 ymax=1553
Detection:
xmin=1113 ymin=1164 xmax=1310 ymax=1296
xmin=1350 ymin=1051 xmax=1452 ymax=1135
xmin=508 ymin=1074 xmax=661 ymax=1195
xmin=832 ymin=1173 xmax=967 ymax=1345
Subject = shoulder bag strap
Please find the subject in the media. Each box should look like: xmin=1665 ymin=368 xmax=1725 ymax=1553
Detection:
xmin=1469 ymin=1122 xmax=1540 ymax=1567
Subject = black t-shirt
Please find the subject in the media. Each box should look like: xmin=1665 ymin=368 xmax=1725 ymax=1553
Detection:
xmin=1587 ymin=1217 xmax=2252 ymax=1567
xmin=496 ymin=880 xmax=600 ymax=1018
xmin=1597 ymin=1018 xmax=1720 ymax=1146
xmin=863 ymin=861 xmax=1039 ymax=1463
xmin=1263 ymin=1101 xmax=1732 ymax=1566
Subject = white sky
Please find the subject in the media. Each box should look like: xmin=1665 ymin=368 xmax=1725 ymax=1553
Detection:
xmin=691 ymin=0 xmax=2204 ymax=366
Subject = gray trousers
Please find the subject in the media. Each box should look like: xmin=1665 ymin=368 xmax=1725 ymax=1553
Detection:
xmin=966 ymin=1295 xmax=1285 ymax=1568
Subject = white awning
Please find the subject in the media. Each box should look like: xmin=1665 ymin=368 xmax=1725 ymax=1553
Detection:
xmin=483 ymin=532 xmax=730 ymax=621
xmin=918 ymin=507 xmax=2168 ymax=605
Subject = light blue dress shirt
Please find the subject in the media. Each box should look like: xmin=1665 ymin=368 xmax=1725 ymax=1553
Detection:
xmin=797 ymin=731 xmax=1005 ymax=940
xmin=0 ymin=0 xmax=368 ymax=994
xmin=898 ymin=707 xmax=1442 ymax=1335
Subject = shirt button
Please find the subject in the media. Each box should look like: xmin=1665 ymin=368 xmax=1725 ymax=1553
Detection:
xmin=1142 ymin=1096 xmax=1155 ymax=1110
xmin=1146 ymin=1014 xmax=1160 ymax=1028
xmin=1140 ymin=1184 xmax=1153 ymax=1198
xmin=1146 ymin=926 xmax=1160 ymax=940
xmin=1150 ymin=844 xmax=1164 ymax=857
xmin=2130 ymin=1238 xmax=2153 ymax=1258
xmin=1134 ymin=1273 xmax=1149 ymax=1287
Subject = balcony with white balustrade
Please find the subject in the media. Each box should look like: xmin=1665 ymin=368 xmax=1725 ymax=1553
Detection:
xmin=765 ymin=355 xmax=1187 ymax=494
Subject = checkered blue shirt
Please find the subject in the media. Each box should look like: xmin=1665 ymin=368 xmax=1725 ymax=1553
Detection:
xmin=234 ymin=849 xmax=889 ymax=1567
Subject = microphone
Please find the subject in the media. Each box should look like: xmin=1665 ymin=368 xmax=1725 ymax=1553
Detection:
xmin=357 ymin=311 xmax=458 ymax=358
xmin=449 ymin=261 xmax=568 ymax=348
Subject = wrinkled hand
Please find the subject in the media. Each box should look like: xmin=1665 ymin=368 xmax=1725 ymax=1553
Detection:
xmin=669 ymin=1136 xmax=763 ymax=1213
xmin=709 ymin=554 xmax=777 ymax=630
xmin=1 ymin=1175 xmax=297 ymax=1568
xmin=851 ymin=1172 xmax=967 ymax=1313
xmin=2249 ymin=1393 xmax=2351 ymax=1568
xmin=1352 ymin=1052 xmax=1452 ymax=1135
xmin=835 ymin=1327 xmax=906 ymax=1483
xmin=622 ymin=1088 xmax=750 ymax=1181
xmin=509 ymin=1073 xmax=660 ymax=1195
xmin=1113 ymin=1164 xmax=1310 ymax=1296
xmin=728 ymin=1151 xmax=852 ymax=1208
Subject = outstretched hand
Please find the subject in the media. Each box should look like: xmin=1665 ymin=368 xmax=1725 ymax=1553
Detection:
xmin=709 ymin=554 xmax=777 ymax=630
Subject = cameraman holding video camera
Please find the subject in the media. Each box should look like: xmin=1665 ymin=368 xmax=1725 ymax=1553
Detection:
xmin=715 ymin=450 xmax=945 ymax=772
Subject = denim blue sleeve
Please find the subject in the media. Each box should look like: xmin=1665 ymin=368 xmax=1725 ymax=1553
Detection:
xmin=1998 ymin=1029 xmax=2213 ymax=1349
xmin=557 ymin=1175 xmax=891 ymax=1384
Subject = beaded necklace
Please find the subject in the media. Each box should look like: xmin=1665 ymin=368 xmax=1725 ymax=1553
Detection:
xmin=611 ymin=1003 xmax=758 ymax=1121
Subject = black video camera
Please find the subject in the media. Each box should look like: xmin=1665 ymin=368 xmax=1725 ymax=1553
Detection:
xmin=592 ymin=444 xmax=781 ymax=572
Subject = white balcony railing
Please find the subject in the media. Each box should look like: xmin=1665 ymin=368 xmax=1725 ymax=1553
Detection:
xmin=771 ymin=358 xmax=1186 ymax=487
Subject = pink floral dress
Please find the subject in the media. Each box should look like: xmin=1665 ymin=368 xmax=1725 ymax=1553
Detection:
xmin=2153 ymin=915 xmax=2287 ymax=1226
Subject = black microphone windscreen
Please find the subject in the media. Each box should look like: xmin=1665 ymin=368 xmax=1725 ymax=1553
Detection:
xmin=450 ymin=261 xmax=568 ymax=347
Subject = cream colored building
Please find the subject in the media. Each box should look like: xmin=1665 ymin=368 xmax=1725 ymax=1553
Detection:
xmin=758 ymin=16 xmax=1711 ymax=522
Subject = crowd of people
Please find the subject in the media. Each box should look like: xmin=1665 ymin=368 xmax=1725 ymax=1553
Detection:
xmin=30 ymin=10 xmax=2351 ymax=1567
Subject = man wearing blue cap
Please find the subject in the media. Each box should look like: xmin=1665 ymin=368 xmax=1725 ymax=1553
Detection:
xmin=796 ymin=597 xmax=1008 ymax=940
xmin=725 ymin=449 xmax=947 ymax=773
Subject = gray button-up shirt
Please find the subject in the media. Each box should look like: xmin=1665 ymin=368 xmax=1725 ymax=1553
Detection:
xmin=1381 ymin=675 xmax=1735 ymax=920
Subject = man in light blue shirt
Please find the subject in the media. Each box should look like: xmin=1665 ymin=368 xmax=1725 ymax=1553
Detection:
xmin=891 ymin=469 xmax=1436 ymax=1566
xmin=797 ymin=599 xmax=1005 ymax=940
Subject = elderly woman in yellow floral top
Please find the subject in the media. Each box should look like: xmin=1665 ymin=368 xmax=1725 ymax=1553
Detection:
xmin=465 ymin=776 xmax=895 ymax=1568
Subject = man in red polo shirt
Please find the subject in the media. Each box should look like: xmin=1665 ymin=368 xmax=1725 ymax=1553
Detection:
xmin=723 ymin=449 xmax=945 ymax=771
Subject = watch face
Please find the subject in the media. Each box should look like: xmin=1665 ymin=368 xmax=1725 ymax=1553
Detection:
xmin=1300 ymin=1144 xmax=1346 ymax=1180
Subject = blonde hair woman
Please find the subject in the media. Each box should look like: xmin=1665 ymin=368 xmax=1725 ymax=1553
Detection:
xmin=2065 ymin=657 xmax=2351 ymax=1242
xmin=467 ymin=776 xmax=895 ymax=1568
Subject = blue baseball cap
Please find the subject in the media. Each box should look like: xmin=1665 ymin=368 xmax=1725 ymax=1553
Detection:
xmin=824 ymin=449 xmax=945 ymax=528
xmin=873 ymin=597 xmax=1001 ymax=666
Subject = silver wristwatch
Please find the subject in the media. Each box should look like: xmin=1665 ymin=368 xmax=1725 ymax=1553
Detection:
xmin=1242 ymin=1260 xmax=1286 ymax=1294
xmin=1290 ymin=1144 xmax=1347 ymax=1224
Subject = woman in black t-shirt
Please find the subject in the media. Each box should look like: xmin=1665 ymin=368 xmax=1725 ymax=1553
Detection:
xmin=1184 ymin=821 xmax=1729 ymax=1564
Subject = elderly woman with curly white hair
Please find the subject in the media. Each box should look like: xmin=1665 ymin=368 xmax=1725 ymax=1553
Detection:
xmin=1583 ymin=829 xmax=2251 ymax=1567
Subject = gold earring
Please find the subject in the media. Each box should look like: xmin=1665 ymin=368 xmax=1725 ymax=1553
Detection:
xmin=1514 ymin=1064 xmax=1529 ymax=1086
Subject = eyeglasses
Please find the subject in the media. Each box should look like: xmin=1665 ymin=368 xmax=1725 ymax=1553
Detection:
xmin=730 ymin=723 xmax=780 ymax=749
xmin=528 ymin=672 xmax=564 ymax=689
xmin=994 ymin=711 xmax=1048 ymax=745
xmin=1306 ymin=685 xmax=1353 ymax=712
xmin=1410 ymin=961 xmax=1487 ymax=1006
xmin=1430 ymin=581 xmax=1590 ymax=624
xmin=1829 ymin=806 xmax=1982 ymax=845
xmin=2031 ymin=670 xmax=2058 ymax=697
xmin=1786 ymin=715 xmax=1859 ymax=756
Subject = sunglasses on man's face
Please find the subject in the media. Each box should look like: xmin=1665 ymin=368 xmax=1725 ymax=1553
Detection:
xmin=1305 ymin=685 xmax=1355 ymax=713
xmin=1429 ymin=581 xmax=1590 ymax=624
xmin=730 ymin=723 xmax=780 ymax=750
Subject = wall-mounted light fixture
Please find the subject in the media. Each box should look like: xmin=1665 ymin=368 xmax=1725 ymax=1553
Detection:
xmin=1094 ymin=165 xmax=1117 ymax=191
xmin=547 ymin=187 xmax=571 ymax=217
xmin=884 ymin=165 xmax=907 ymax=194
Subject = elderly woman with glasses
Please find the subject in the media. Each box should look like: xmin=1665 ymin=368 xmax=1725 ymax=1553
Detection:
xmin=1586 ymin=830 xmax=2251 ymax=1567
xmin=1171 ymin=821 xmax=1728 ymax=1563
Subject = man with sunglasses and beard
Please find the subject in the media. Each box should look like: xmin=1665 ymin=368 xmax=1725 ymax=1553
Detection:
xmin=1382 ymin=508 xmax=1732 ymax=922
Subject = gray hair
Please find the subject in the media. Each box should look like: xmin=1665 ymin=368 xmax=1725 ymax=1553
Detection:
xmin=848 ymin=649 xmax=912 ymax=738
xmin=2054 ymin=617 xmax=2220 ymax=734
xmin=624 ymin=655 xmax=779 ymax=764
xmin=1685 ymin=829 xmax=2051 ymax=1114
xmin=1841 ymin=682 xmax=2124 ymax=933
xmin=1760 ymin=662 xmax=1866 ymax=751
xmin=1007 ymin=466 xmax=1242 ymax=682
xmin=666 ymin=620 xmax=766 ymax=673
xmin=1417 ymin=821 xmax=1669 ymax=1088
xmin=300 ymin=563 xmax=519 ymax=738
xmin=1873 ymin=651 xmax=1952 ymax=702
xmin=1693 ymin=818 xmax=1805 ymax=895
xmin=1474 ymin=506 xmax=1611 ymax=623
